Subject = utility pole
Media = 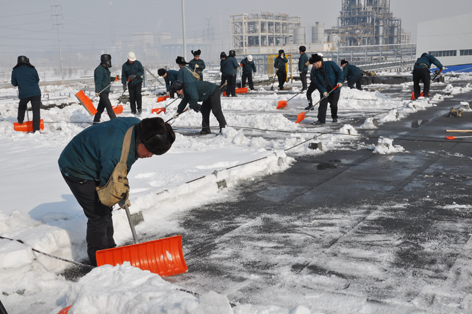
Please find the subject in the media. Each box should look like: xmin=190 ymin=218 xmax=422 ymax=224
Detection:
xmin=52 ymin=0 xmax=64 ymax=83
xmin=181 ymin=0 xmax=187 ymax=60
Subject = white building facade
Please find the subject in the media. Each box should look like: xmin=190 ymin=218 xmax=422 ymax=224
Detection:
xmin=416 ymin=12 xmax=472 ymax=72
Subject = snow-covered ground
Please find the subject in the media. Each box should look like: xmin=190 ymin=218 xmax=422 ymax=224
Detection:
xmin=0 ymin=73 xmax=471 ymax=314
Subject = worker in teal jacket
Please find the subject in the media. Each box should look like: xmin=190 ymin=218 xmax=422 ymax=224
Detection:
xmin=298 ymin=46 xmax=308 ymax=91
xmin=412 ymin=53 xmax=444 ymax=99
xmin=176 ymin=56 xmax=198 ymax=83
xmin=274 ymin=49 xmax=288 ymax=90
xmin=11 ymin=55 xmax=42 ymax=133
xmin=94 ymin=54 xmax=118 ymax=124
xmin=219 ymin=52 xmax=228 ymax=92
xmin=121 ymin=52 xmax=144 ymax=114
xmin=223 ymin=50 xmax=239 ymax=96
xmin=171 ymin=80 xmax=226 ymax=135
xmin=59 ymin=117 xmax=175 ymax=266
xmin=309 ymin=53 xmax=343 ymax=124
xmin=189 ymin=50 xmax=206 ymax=81
xmin=341 ymin=60 xmax=363 ymax=90
xmin=158 ymin=68 xmax=179 ymax=98
xmin=240 ymin=55 xmax=256 ymax=91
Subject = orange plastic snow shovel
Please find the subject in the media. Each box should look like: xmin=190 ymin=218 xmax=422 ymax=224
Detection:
xmin=14 ymin=119 xmax=44 ymax=132
xmin=295 ymin=85 xmax=339 ymax=123
xmin=57 ymin=305 xmax=72 ymax=314
xmin=152 ymin=98 xmax=179 ymax=115
xmin=112 ymin=105 xmax=123 ymax=114
xmin=410 ymin=91 xmax=424 ymax=100
xmin=157 ymin=95 xmax=170 ymax=103
xmin=277 ymin=91 xmax=303 ymax=109
xmin=96 ymin=205 xmax=188 ymax=277
xmin=235 ymin=87 xmax=248 ymax=94
xmin=75 ymin=90 xmax=98 ymax=115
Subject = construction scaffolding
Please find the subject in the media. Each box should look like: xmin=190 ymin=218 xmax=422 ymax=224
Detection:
xmin=338 ymin=0 xmax=402 ymax=46
xmin=230 ymin=13 xmax=301 ymax=55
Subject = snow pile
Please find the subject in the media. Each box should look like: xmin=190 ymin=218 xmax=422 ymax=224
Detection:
xmin=371 ymin=137 xmax=406 ymax=154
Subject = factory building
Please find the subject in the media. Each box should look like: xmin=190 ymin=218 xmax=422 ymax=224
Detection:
xmin=416 ymin=12 xmax=472 ymax=73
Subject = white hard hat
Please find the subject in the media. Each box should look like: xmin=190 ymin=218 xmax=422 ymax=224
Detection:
xmin=247 ymin=55 xmax=253 ymax=62
xmin=127 ymin=52 xmax=136 ymax=61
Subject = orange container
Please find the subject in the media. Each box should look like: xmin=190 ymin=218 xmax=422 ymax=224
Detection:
xmin=96 ymin=235 xmax=188 ymax=277
xmin=13 ymin=119 xmax=44 ymax=132
xmin=75 ymin=90 xmax=97 ymax=115
xmin=410 ymin=91 xmax=424 ymax=100
xmin=156 ymin=95 xmax=169 ymax=103
xmin=222 ymin=91 xmax=227 ymax=97
xmin=57 ymin=305 xmax=72 ymax=314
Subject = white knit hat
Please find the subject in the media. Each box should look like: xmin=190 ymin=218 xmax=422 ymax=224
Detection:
xmin=127 ymin=52 xmax=136 ymax=61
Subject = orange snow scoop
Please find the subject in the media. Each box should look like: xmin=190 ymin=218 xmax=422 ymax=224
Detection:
xmin=75 ymin=76 xmax=120 ymax=116
xmin=222 ymin=87 xmax=248 ymax=96
xmin=157 ymin=95 xmax=170 ymax=103
xmin=75 ymin=90 xmax=97 ymax=115
xmin=57 ymin=305 xmax=72 ymax=314
xmin=295 ymin=85 xmax=339 ymax=123
xmin=96 ymin=205 xmax=188 ymax=277
xmin=277 ymin=91 xmax=303 ymax=109
xmin=112 ymin=105 xmax=123 ymax=114
xmin=152 ymin=98 xmax=179 ymax=115
xmin=14 ymin=119 xmax=44 ymax=132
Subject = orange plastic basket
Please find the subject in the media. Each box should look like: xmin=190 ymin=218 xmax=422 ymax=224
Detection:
xmin=75 ymin=90 xmax=97 ymax=115
xmin=13 ymin=119 xmax=44 ymax=132
xmin=96 ymin=235 xmax=188 ymax=277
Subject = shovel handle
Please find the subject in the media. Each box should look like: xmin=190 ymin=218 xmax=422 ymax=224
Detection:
xmin=124 ymin=205 xmax=139 ymax=244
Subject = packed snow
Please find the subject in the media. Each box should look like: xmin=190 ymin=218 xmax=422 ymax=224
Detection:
xmin=0 ymin=73 xmax=470 ymax=314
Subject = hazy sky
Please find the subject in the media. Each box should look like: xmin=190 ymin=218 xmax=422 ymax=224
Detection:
xmin=1 ymin=0 xmax=471 ymax=61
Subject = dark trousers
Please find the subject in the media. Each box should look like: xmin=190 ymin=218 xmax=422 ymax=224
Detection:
xmin=347 ymin=74 xmax=363 ymax=90
xmin=227 ymin=74 xmax=237 ymax=96
xmin=306 ymin=81 xmax=318 ymax=105
xmin=277 ymin=71 xmax=287 ymax=90
xmin=201 ymin=88 xmax=227 ymax=131
xmin=128 ymin=82 xmax=142 ymax=113
xmin=241 ymin=72 xmax=254 ymax=90
xmin=413 ymin=67 xmax=431 ymax=99
xmin=93 ymin=92 xmax=116 ymax=123
xmin=18 ymin=95 xmax=41 ymax=132
xmin=300 ymin=71 xmax=308 ymax=90
xmin=61 ymin=173 xmax=116 ymax=266
xmin=318 ymin=91 xmax=341 ymax=123
xmin=198 ymin=73 xmax=203 ymax=81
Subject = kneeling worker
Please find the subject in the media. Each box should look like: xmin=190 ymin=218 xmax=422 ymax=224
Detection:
xmin=58 ymin=117 xmax=175 ymax=266
xmin=171 ymin=80 xmax=227 ymax=135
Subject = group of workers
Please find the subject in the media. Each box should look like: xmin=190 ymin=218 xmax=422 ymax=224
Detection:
xmin=8 ymin=49 xmax=443 ymax=266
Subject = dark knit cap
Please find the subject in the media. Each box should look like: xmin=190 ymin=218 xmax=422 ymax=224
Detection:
xmin=340 ymin=59 xmax=348 ymax=65
xmin=308 ymin=54 xmax=323 ymax=64
xmin=157 ymin=68 xmax=166 ymax=76
xmin=175 ymin=56 xmax=188 ymax=65
xmin=299 ymin=46 xmax=306 ymax=52
xmin=136 ymin=117 xmax=175 ymax=155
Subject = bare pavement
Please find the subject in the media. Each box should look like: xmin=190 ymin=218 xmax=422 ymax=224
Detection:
xmin=166 ymin=82 xmax=472 ymax=313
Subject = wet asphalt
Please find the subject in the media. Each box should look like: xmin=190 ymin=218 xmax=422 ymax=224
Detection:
xmin=167 ymin=79 xmax=472 ymax=312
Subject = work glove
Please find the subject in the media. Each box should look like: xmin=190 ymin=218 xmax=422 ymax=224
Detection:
xmin=115 ymin=75 xmax=120 ymax=81
xmin=195 ymin=64 xmax=199 ymax=68
xmin=173 ymin=112 xmax=180 ymax=120
xmin=129 ymin=74 xmax=136 ymax=81
xmin=323 ymin=92 xmax=329 ymax=98
xmin=193 ymin=104 xmax=201 ymax=113
xmin=337 ymin=83 xmax=343 ymax=88
xmin=95 ymin=92 xmax=100 ymax=97
xmin=123 ymin=85 xmax=127 ymax=92
xmin=118 ymin=192 xmax=131 ymax=209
